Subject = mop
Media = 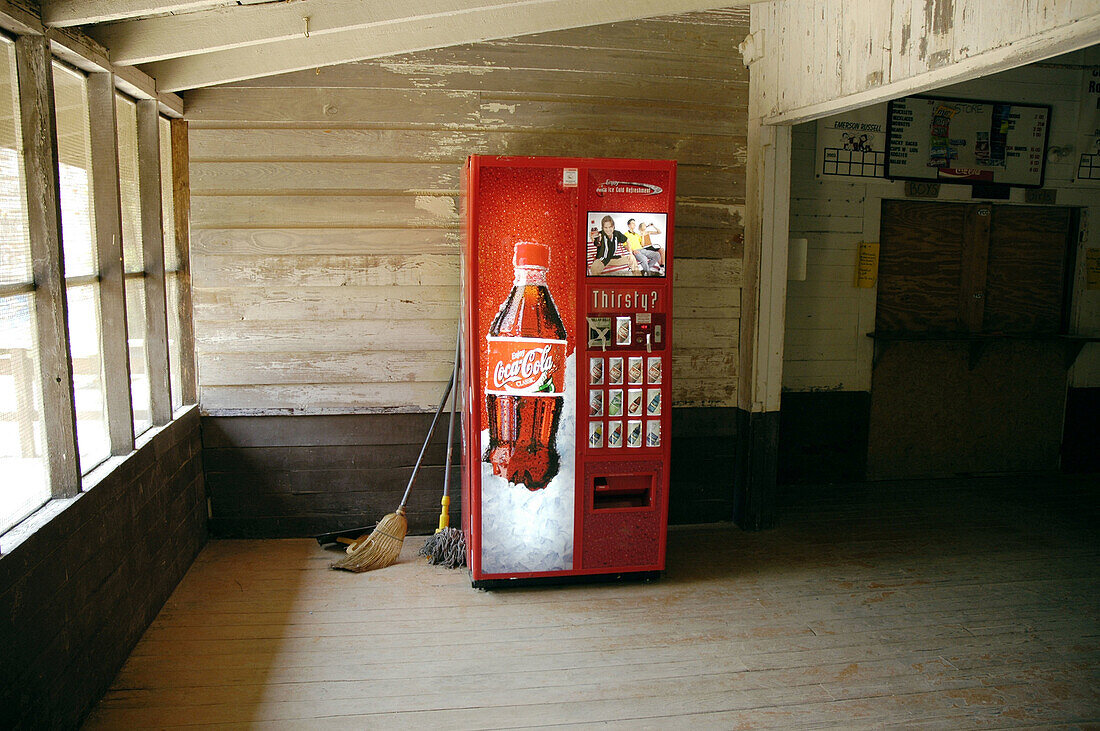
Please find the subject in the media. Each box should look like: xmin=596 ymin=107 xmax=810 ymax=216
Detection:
xmin=331 ymin=331 xmax=459 ymax=573
xmin=419 ymin=340 xmax=466 ymax=568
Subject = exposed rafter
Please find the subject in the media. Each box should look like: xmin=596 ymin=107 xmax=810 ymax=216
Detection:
xmin=140 ymin=0 xmax=761 ymax=92
xmin=92 ymin=0 xmax=563 ymax=65
xmin=0 ymin=0 xmax=183 ymax=115
xmin=41 ymin=0 xmax=275 ymax=28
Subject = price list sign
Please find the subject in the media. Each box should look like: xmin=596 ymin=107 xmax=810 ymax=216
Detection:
xmin=886 ymin=95 xmax=1051 ymax=187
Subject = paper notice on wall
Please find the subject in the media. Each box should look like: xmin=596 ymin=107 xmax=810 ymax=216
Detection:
xmin=816 ymin=105 xmax=889 ymax=181
xmin=1086 ymin=248 xmax=1100 ymax=290
xmin=1075 ymin=67 xmax=1100 ymax=184
xmin=855 ymin=242 xmax=879 ymax=288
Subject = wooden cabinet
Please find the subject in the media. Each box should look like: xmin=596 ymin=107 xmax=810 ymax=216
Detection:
xmin=868 ymin=200 xmax=1078 ymax=480
xmin=876 ymin=200 xmax=1075 ymax=336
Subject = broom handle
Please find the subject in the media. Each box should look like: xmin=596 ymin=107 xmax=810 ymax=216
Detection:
xmin=442 ymin=332 xmax=460 ymax=501
xmin=399 ymin=326 xmax=461 ymax=511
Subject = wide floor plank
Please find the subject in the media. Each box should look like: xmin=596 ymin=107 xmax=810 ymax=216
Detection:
xmin=85 ymin=475 xmax=1100 ymax=728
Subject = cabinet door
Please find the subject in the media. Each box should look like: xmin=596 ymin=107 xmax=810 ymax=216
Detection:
xmin=876 ymin=200 xmax=967 ymax=333
xmin=984 ymin=205 xmax=1073 ymax=334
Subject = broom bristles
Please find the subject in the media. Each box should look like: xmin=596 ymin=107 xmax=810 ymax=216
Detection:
xmin=331 ymin=509 xmax=407 ymax=572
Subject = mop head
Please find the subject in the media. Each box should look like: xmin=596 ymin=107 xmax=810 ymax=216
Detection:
xmin=418 ymin=527 xmax=467 ymax=569
xmin=331 ymin=509 xmax=408 ymax=572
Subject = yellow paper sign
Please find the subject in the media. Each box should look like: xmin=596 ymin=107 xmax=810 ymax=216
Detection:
xmin=855 ymin=242 xmax=879 ymax=288
xmin=1087 ymin=248 xmax=1100 ymax=291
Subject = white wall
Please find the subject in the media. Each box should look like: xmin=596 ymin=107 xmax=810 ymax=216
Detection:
xmin=784 ymin=50 xmax=1100 ymax=393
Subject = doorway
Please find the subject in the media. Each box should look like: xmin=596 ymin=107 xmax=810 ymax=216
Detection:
xmin=867 ymin=200 xmax=1078 ymax=479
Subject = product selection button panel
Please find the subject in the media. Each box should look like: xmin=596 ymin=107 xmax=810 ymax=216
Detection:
xmin=585 ymin=286 xmax=668 ymax=352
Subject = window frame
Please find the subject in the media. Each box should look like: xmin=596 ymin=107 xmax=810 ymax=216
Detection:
xmin=0 ymin=23 xmax=195 ymax=540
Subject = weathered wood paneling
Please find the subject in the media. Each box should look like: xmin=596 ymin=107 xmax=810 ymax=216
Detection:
xmin=188 ymin=15 xmax=749 ymax=414
xmin=750 ymin=0 xmax=1100 ymax=124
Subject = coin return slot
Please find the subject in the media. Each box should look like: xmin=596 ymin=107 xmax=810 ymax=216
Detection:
xmin=593 ymin=475 xmax=652 ymax=509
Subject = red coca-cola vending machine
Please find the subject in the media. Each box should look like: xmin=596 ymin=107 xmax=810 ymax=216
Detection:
xmin=461 ymin=155 xmax=675 ymax=587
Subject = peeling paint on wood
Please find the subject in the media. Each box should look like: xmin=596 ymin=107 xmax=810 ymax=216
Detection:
xmin=753 ymin=0 xmax=1100 ymax=125
xmin=925 ymin=0 xmax=954 ymax=37
xmin=187 ymin=14 xmax=748 ymax=414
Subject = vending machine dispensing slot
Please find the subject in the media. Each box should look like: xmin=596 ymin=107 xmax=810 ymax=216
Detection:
xmin=592 ymin=474 xmax=653 ymax=510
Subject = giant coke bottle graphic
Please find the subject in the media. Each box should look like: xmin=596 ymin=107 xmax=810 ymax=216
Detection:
xmin=483 ymin=241 xmax=567 ymax=490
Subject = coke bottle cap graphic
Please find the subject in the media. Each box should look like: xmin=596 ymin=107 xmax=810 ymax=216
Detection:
xmin=513 ymin=241 xmax=549 ymax=269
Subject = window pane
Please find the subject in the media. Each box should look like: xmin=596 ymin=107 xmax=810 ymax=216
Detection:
xmin=160 ymin=116 xmax=176 ymax=269
xmin=116 ymin=94 xmax=142 ymax=274
xmin=160 ymin=116 xmax=183 ymax=411
xmin=67 ymin=284 xmax=109 ymax=471
xmin=126 ymin=281 xmax=151 ymax=435
xmin=0 ymin=39 xmax=48 ymax=531
xmin=53 ymin=63 xmax=96 ymax=278
xmin=116 ymin=94 xmax=150 ymax=433
xmin=166 ymin=274 xmax=183 ymax=410
xmin=0 ymin=39 xmax=30 ymax=287
xmin=0 ymin=295 xmax=48 ymax=534
xmin=54 ymin=64 xmax=110 ymax=474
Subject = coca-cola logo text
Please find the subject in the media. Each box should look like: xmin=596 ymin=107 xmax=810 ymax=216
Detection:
xmin=485 ymin=337 xmax=565 ymax=396
xmin=494 ymin=346 xmax=554 ymax=390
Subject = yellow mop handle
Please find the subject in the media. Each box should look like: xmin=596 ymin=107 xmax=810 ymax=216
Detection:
xmin=435 ymin=495 xmax=451 ymax=533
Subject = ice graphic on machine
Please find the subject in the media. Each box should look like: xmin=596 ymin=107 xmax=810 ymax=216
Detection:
xmin=461 ymin=156 xmax=675 ymax=587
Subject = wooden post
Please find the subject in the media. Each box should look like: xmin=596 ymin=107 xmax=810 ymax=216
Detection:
xmin=15 ymin=34 xmax=80 ymax=495
xmin=170 ymin=118 xmax=196 ymax=405
xmin=736 ymin=117 xmax=792 ymax=531
xmin=87 ymin=72 xmax=135 ymax=454
xmin=136 ymin=99 xmax=172 ymax=424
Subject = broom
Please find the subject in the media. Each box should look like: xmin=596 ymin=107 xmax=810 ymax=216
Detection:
xmin=419 ymin=338 xmax=466 ymax=569
xmin=331 ymin=339 xmax=457 ymax=573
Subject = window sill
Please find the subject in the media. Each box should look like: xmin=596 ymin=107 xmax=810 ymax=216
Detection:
xmin=0 ymin=403 xmax=199 ymax=557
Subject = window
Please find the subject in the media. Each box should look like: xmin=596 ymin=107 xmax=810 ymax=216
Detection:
xmin=0 ymin=29 xmax=194 ymax=539
xmin=0 ymin=37 xmax=48 ymax=533
xmin=160 ymin=115 xmax=183 ymax=412
xmin=115 ymin=93 xmax=152 ymax=435
xmin=54 ymin=61 xmax=111 ymax=473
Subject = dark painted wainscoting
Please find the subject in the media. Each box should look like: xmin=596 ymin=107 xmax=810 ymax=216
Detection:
xmin=0 ymin=407 xmax=206 ymax=729
xmin=1063 ymin=387 xmax=1100 ymax=473
xmin=732 ymin=408 xmax=779 ymax=531
xmin=777 ymin=391 xmax=871 ymax=484
xmin=202 ymin=408 xmax=740 ymax=537
xmin=202 ymin=413 xmax=461 ymax=537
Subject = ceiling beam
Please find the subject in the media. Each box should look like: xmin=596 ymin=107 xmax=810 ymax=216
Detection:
xmin=41 ymin=0 xmax=273 ymax=28
xmin=94 ymin=0 xmax=562 ymax=65
xmin=0 ymin=1 xmax=184 ymax=115
xmin=146 ymin=0 xmax=759 ymax=92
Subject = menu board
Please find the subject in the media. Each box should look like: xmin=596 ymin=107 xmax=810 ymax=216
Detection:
xmin=887 ymin=95 xmax=1051 ymax=187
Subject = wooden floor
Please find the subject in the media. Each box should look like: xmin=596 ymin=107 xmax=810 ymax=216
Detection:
xmin=85 ymin=475 xmax=1100 ymax=729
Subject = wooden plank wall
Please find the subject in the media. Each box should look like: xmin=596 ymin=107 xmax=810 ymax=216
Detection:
xmin=784 ymin=55 xmax=1099 ymax=393
xmin=183 ymin=12 xmax=750 ymax=535
xmin=187 ymin=13 xmax=749 ymax=415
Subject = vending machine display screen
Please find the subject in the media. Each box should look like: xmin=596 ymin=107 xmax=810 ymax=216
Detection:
xmin=586 ymin=212 xmax=668 ymax=278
